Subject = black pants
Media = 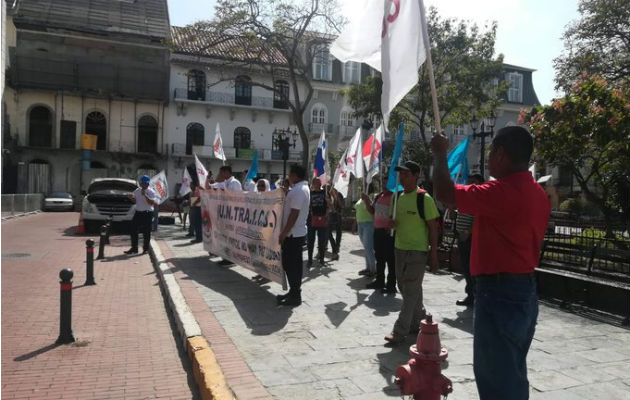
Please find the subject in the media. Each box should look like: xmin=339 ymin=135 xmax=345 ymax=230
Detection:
xmin=307 ymin=226 xmax=328 ymax=261
xmin=328 ymin=213 xmax=342 ymax=253
xmin=458 ymin=238 xmax=475 ymax=298
xmin=282 ymin=236 xmax=305 ymax=297
xmin=374 ymin=228 xmax=396 ymax=289
xmin=130 ymin=210 xmax=153 ymax=251
xmin=190 ymin=206 xmax=202 ymax=241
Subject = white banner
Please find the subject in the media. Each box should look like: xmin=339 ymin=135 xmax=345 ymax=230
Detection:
xmin=149 ymin=170 xmax=169 ymax=205
xmin=201 ymin=189 xmax=287 ymax=289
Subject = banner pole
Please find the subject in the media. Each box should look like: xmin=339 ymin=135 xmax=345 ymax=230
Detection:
xmin=419 ymin=0 xmax=441 ymax=135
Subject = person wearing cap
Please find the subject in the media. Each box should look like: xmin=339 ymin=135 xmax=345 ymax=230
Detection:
xmin=384 ymin=161 xmax=440 ymax=345
xmin=125 ymin=175 xmax=157 ymax=255
xmin=431 ymin=126 xmax=550 ymax=400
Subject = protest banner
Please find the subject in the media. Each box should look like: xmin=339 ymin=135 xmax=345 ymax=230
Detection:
xmin=201 ymin=189 xmax=286 ymax=289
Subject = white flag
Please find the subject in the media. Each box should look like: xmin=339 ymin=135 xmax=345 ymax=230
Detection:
xmin=329 ymin=0 xmax=383 ymax=71
xmin=149 ymin=170 xmax=169 ymax=205
xmin=213 ymin=123 xmax=226 ymax=161
xmin=179 ymin=168 xmax=192 ymax=197
xmin=332 ymin=148 xmax=351 ymax=198
xmin=194 ymin=153 xmax=208 ymax=187
xmin=381 ymin=0 xmax=427 ymax=121
xmin=529 ymin=162 xmax=536 ymax=179
xmin=347 ymin=127 xmax=364 ymax=179
xmin=363 ymin=123 xmax=385 ymax=184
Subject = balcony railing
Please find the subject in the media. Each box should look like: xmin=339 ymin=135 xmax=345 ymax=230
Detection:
xmin=170 ymin=143 xmax=301 ymax=161
xmin=174 ymin=88 xmax=287 ymax=111
xmin=308 ymin=122 xmax=334 ymax=134
xmin=338 ymin=125 xmax=358 ymax=137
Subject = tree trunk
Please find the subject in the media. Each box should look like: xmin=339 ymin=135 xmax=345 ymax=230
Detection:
xmin=295 ymin=117 xmax=309 ymax=171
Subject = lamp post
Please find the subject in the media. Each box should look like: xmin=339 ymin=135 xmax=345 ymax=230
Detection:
xmin=470 ymin=111 xmax=496 ymax=178
xmin=272 ymin=126 xmax=298 ymax=179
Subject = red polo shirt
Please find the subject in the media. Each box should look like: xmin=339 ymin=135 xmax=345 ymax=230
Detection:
xmin=454 ymin=171 xmax=550 ymax=276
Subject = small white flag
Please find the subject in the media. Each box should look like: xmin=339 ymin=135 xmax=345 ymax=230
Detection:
xmin=149 ymin=170 xmax=169 ymax=205
xmin=347 ymin=127 xmax=364 ymax=179
xmin=332 ymin=147 xmax=351 ymax=198
xmin=179 ymin=168 xmax=192 ymax=197
xmin=194 ymin=153 xmax=208 ymax=187
xmin=213 ymin=123 xmax=226 ymax=161
xmin=363 ymin=123 xmax=384 ymax=184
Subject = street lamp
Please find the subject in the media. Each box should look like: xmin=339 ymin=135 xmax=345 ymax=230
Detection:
xmin=470 ymin=111 xmax=496 ymax=178
xmin=272 ymin=126 xmax=298 ymax=178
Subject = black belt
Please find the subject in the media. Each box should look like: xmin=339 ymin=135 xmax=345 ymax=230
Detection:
xmin=475 ymin=272 xmax=535 ymax=282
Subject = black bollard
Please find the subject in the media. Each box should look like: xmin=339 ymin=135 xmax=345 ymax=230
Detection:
xmin=96 ymin=225 xmax=106 ymax=260
xmin=105 ymin=215 xmax=113 ymax=245
xmin=85 ymin=239 xmax=96 ymax=285
xmin=56 ymin=269 xmax=75 ymax=344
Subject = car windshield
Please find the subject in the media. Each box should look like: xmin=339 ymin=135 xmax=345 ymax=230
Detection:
xmin=48 ymin=192 xmax=72 ymax=198
xmin=88 ymin=181 xmax=137 ymax=195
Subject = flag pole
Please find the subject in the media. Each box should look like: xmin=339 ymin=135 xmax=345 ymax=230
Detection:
xmin=419 ymin=0 xmax=442 ymax=135
xmin=390 ymin=122 xmax=404 ymax=236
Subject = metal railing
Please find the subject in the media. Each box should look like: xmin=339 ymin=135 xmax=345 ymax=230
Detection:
xmin=174 ymin=88 xmax=281 ymax=110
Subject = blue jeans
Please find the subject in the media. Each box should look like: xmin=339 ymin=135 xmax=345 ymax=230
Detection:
xmin=474 ymin=276 xmax=538 ymax=400
xmin=357 ymin=221 xmax=375 ymax=272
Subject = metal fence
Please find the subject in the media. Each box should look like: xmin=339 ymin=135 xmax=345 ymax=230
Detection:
xmin=1 ymin=194 xmax=44 ymax=215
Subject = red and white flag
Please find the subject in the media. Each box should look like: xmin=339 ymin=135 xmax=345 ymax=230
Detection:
xmin=347 ymin=127 xmax=364 ymax=179
xmin=179 ymin=168 xmax=192 ymax=196
xmin=194 ymin=153 xmax=208 ymax=187
xmin=332 ymin=147 xmax=351 ymax=197
xmin=362 ymin=123 xmax=384 ymax=184
xmin=213 ymin=123 xmax=226 ymax=161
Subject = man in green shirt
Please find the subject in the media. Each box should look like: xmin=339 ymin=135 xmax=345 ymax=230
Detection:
xmin=385 ymin=161 xmax=440 ymax=345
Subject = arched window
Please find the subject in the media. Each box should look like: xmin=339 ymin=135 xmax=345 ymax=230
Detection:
xmin=187 ymin=69 xmax=206 ymax=101
xmin=274 ymin=80 xmax=289 ymax=109
xmin=234 ymin=127 xmax=251 ymax=149
xmin=186 ymin=123 xmax=204 ymax=155
xmin=85 ymin=111 xmax=107 ymax=151
xmin=235 ymin=75 xmax=252 ymax=106
xmin=27 ymin=159 xmax=51 ymax=193
xmin=311 ymin=103 xmax=327 ymax=124
xmin=137 ymin=115 xmax=158 ymax=153
xmin=28 ymin=106 xmax=53 ymax=147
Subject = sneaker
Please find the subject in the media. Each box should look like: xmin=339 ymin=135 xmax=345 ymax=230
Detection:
xmin=124 ymin=248 xmax=138 ymax=254
xmin=366 ymin=281 xmax=385 ymax=290
xmin=456 ymin=297 xmax=474 ymax=307
xmin=382 ymin=287 xmax=397 ymax=295
xmin=384 ymin=332 xmax=405 ymax=344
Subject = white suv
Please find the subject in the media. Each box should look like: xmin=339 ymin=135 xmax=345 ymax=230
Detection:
xmin=82 ymin=178 xmax=138 ymax=233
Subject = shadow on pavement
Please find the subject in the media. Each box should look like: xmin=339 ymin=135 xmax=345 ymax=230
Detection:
xmin=440 ymin=308 xmax=474 ymax=335
xmin=14 ymin=343 xmax=60 ymax=362
xmin=165 ymin=255 xmax=293 ymax=336
xmin=376 ymin=346 xmax=414 ymax=397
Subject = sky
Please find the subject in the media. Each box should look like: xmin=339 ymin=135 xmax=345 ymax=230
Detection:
xmin=167 ymin=0 xmax=581 ymax=106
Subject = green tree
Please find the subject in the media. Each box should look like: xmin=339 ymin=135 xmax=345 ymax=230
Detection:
xmin=521 ymin=76 xmax=630 ymax=234
xmin=554 ymin=0 xmax=630 ymax=91
xmin=188 ymin=0 xmax=344 ymax=169
xmin=346 ymin=8 xmax=506 ymax=179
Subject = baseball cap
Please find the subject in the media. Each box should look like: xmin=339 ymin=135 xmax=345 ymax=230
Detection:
xmin=140 ymin=175 xmax=151 ymax=184
xmin=394 ymin=161 xmax=421 ymax=174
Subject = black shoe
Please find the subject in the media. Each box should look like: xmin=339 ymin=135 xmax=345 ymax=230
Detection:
xmin=280 ymin=296 xmax=302 ymax=307
xmin=142 ymin=248 xmax=149 ymax=254
xmin=366 ymin=281 xmax=384 ymax=290
xmin=218 ymin=259 xmax=233 ymax=266
xmin=124 ymin=248 xmax=138 ymax=254
xmin=185 ymin=233 xmax=194 ymax=237
xmin=276 ymin=293 xmax=290 ymax=304
xmin=456 ymin=297 xmax=474 ymax=306
xmin=307 ymin=260 xmax=313 ymax=268
xmin=382 ymin=287 xmax=397 ymax=295
xmin=358 ymin=269 xmax=370 ymax=276
xmin=190 ymin=239 xmax=202 ymax=243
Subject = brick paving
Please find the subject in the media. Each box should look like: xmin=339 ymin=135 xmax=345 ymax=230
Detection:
xmin=1 ymin=213 xmax=199 ymax=400
xmin=156 ymin=222 xmax=630 ymax=400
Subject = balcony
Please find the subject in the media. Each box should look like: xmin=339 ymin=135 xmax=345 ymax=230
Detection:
xmin=173 ymin=88 xmax=291 ymax=112
xmin=170 ymin=143 xmax=300 ymax=162
xmin=308 ymin=122 xmax=334 ymax=135
xmin=338 ymin=125 xmax=359 ymax=138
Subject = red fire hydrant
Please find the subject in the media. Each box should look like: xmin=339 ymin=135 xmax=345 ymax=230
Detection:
xmin=394 ymin=314 xmax=453 ymax=399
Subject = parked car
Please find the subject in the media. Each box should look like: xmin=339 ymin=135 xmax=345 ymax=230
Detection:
xmin=43 ymin=191 xmax=75 ymax=211
xmin=81 ymin=178 xmax=137 ymax=233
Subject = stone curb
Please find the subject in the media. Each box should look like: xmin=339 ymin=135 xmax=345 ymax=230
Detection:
xmin=1 ymin=210 xmax=41 ymax=221
xmin=149 ymin=238 xmax=235 ymax=400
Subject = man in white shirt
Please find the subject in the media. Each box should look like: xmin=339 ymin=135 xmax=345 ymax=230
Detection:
xmin=211 ymin=165 xmax=242 ymax=192
xmin=276 ymin=164 xmax=310 ymax=307
xmin=125 ymin=175 xmax=157 ymax=255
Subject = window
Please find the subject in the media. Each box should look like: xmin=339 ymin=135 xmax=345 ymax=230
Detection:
xmin=60 ymin=120 xmax=76 ymax=149
xmin=342 ymin=62 xmax=360 ymax=84
xmin=187 ymin=70 xmax=206 ymax=101
xmin=185 ymin=123 xmax=204 ymax=155
xmin=234 ymin=127 xmax=251 ymax=149
xmin=340 ymin=109 xmax=354 ymax=126
xmin=27 ymin=159 xmax=50 ymax=193
xmin=313 ymin=48 xmax=332 ymax=81
xmin=311 ymin=104 xmax=327 ymax=124
xmin=235 ymin=75 xmax=252 ymax=105
xmin=137 ymin=115 xmax=158 ymax=154
xmin=506 ymin=72 xmax=523 ymax=103
xmin=274 ymin=80 xmax=289 ymax=109
xmin=453 ymin=125 xmax=465 ymax=136
xmin=85 ymin=111 xmax=107 ymax=150
xmin=28 ymin=106 xmax=53 ymax=147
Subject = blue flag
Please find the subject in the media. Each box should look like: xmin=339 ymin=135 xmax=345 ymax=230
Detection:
xmin=387 ymin=122 xmax=405 ymax=192
xmin=245 ymin=150 xmax=258 ymax=182
xmin=447 ymin=136 xmax=470 ymax=184
xmin=313 ymin=130 xmax=329 ymax=183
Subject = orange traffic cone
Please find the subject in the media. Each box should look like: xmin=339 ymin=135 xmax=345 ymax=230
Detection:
xmin=76 ymin=211 xmax=85 ymax=234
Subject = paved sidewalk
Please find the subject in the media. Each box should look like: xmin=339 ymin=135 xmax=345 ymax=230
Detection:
xmin=156 ymin=222 xmax=630 ymax=400
xmin=1 ymin=213 xmax=199 ymax=400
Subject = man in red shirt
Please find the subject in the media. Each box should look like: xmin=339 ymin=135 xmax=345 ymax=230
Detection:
xmin=431 ymin=126 xmax=550 ymax=400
